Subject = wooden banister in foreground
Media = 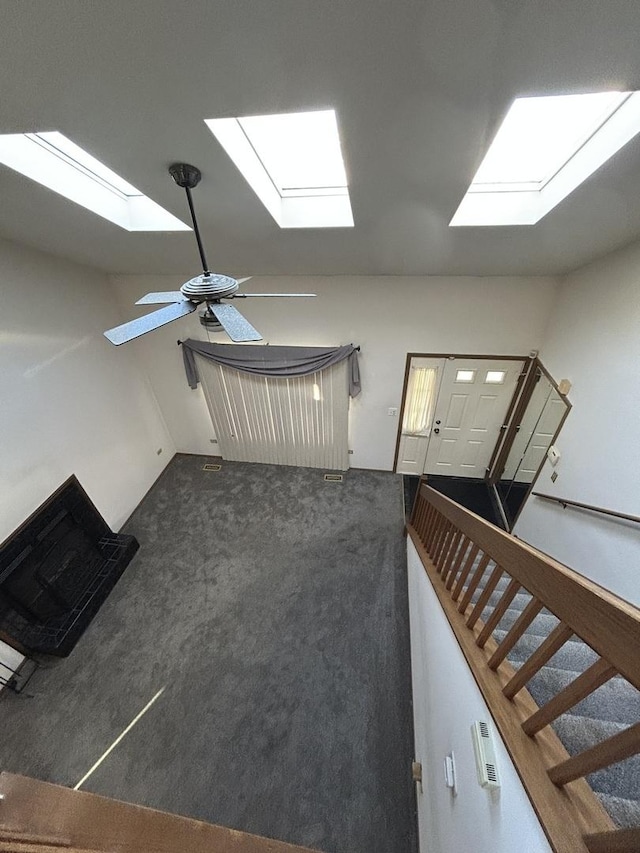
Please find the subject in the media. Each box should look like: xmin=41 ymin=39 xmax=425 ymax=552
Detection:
xmin=408 ymin=481 xmax=640 ymax=853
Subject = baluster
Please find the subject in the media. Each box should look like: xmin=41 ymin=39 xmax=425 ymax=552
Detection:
xmin=433 ymin=520 xmax=453 ymax=563
xmin=445 ymin=535 xmax=470 ymax=589
xmin=414 ymin=498 xmax=429 ymax=537
xmin=422 ymin=498 xmax=434 ymax=532
xmin=584 ymin=826 xmax=640 ymax=853
xmin=489 ymin=597 xmax=545 ymax=671
xmin=548 ymin=722 xmax=640 ymax=786
xmin=436 ymin=526 xmax=457 ymax=574
xmin=476 ymin=578 xmax=521 ymax=648
xmin=423 ymin=505 xmax=440 ymax=549
xmin=426 ymin=510 xmax=444 ymax=553
xmin=451 ymin=544 xmax=480 ymax=601
xmin=466 ymin=564 xmax=504 ymax=629
xmin=502 ymin=623 xmax=574 ymax=698
xmin=522 ymin=658 xmax=618 ymax=736
xmin=457 ymin=553 xmax=491 ymax=614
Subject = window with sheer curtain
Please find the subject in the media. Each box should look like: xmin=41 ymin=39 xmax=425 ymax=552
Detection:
xmin=402 ymin=367 xmax=438 ymax=435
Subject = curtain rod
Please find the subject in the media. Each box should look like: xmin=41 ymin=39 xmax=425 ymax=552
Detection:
xmin=178 ymin=340 xmax=360 ymax=351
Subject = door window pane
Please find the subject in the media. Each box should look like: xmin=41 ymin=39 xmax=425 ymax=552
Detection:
xmin=403 ymin=367 xmax=438 ymax=434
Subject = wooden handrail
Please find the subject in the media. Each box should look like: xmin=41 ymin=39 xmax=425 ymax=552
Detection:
xmin=407 ymin=483 xmax=640 ymax=853
xmin=533 ymin=492 xmax=640 ymax=525
xmin=421 ymin=485 xmax=640 ymax=691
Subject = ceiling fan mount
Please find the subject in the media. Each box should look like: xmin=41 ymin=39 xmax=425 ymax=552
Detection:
xmin=103 ymin=163 xmax=315 ymax=346
xmin=168 ymin=162 xmax=202 ymax=190
xmin=180 ymin=273 xmax=239 ymax=301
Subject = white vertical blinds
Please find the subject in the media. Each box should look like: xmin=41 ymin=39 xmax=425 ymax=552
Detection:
xmin=196 ymin=355 xmax=350 ymax=470
xmin=402 ymin=367 xmax=438 ymax=435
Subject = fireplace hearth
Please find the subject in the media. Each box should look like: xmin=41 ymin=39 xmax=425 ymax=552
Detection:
xmin=0 ymin=477 xmax=138 ymax=657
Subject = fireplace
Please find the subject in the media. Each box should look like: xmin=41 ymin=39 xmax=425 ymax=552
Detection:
xmin=0 ymin=477 xmax=138 ymax=657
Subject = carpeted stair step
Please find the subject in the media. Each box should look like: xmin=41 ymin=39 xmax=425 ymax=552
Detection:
xmin=594 ymin=794 xmax=640 ymax=830
xmin=551 ymin=714 xmax=640 ymax=803
xmin=492 ymin=629 xmax=601 ymax=674
xmin=492 ymin=606 xmax=560 ymax=638
xmin=469 ymin=569 xmax=640 ymax=829
xmin=470 ymin=587 xmax=533 ymax=614
xmin=525 ymin=666 xmax=640 ymax=727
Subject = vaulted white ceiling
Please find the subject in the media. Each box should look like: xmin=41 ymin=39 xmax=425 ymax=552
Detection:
xmin=3 ymin=0 xmax=640 ymax=276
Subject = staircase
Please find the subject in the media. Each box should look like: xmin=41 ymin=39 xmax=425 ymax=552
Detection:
xmin=477 ymin=575 xmax=640 ymax=829
xmin=407 ymin=481 xmax=640 ymax=853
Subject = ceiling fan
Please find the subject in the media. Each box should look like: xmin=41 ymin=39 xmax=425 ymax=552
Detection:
xmin=103 ymin=163 xmax=315 ymax=345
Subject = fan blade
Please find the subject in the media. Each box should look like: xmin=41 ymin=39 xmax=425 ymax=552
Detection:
xmin=135 ymin=291 xmax=188 ymax=304
xmin=209 ymin=303 xmax=262 ymax=342
xmin=231 ymin=293 xmax=317 ymax=298
xmin=235 ymin=277 xmax=252 ymax=285
xmin=104 ymin=301 xmax=197 ymax=345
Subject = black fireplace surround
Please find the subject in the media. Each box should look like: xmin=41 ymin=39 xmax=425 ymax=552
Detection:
xmin=0 ymin=476 xmax=138 ymax=657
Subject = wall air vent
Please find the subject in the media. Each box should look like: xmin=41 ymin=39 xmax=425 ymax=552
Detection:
xmin=324 ymin=473 xmax=344 ymax=482
xmin=202 ymin=463 xmax=222 ymax=472
xmin=471 ymin=720 xmax=501 ymax=790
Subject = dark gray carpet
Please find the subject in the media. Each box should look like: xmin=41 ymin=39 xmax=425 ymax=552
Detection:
xmin=473 ymin=572 xmax=640 ymax=828
xmin=0 ymin=455 xmax=416 ymax=853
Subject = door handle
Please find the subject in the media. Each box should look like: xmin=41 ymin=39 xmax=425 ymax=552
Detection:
xmin=433 ymin=428 xmax=440 ymax=434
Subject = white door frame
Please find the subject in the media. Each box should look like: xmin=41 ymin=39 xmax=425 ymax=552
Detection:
xmin=394 ymin=353 xmax=527 ymax=477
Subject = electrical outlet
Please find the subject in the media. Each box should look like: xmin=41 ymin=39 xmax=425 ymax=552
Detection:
xmin=348 ymin=449 xmax=354 ymax=454
xmin=551 ymin=471 xmax=558 ymax=483
xmin=388 ymin=407 xmax=398 ymax=417
xmin=156 ymin=448 xmax=162 ymax=455
xmin=210 ymin=438 xmax=218 ymax=444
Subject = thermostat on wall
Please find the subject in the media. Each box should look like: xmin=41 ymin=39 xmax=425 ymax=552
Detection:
xmin=547 ymin=445 xmax=561 ymax=466
xmin=471 ymin=721 xmax=501 ymax=790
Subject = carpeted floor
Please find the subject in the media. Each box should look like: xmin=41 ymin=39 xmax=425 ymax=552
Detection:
xmin=0 ymin=455 xmax=416 ymax=853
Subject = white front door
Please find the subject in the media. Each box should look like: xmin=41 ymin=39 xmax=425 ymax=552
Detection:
xmin=396 ymin=358 xmax=445 ymax=475
xmin=424 ymin=358 xmax=524 ymax=479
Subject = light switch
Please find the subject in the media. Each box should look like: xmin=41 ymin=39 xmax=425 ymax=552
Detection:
xmin=547 ymin=445 xmax=561 ymax=466
xmin=388 ymin=407 xmax=398 ymax=416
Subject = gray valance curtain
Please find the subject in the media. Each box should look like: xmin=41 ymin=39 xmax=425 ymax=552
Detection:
xmin=180 ymin=339 xmax=361 ymax=397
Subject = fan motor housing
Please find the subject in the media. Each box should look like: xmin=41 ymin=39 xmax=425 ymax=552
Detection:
xmin=180 ymin=274 xmax=239 ymax=301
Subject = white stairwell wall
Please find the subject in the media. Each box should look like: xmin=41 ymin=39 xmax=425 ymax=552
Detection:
xmin=515 ymin=238 xmax=640 ymax=607
xmin=407 ymin=540 xmax=552 ymax=853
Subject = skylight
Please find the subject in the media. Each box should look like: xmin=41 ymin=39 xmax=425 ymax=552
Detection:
xmin=205 ymin=110 xmax=353 ymax=228
xmin=0 ymin=131 xmax=189 ymax=231
xmin=450 ymin=91 xmax=640 ymax=226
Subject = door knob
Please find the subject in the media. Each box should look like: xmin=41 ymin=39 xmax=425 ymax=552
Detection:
xmin=433 ymin=428 xmax=440 ymax=434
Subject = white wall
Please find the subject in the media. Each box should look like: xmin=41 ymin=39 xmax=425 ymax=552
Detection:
xmin=407 ymin=540 xmax=552 ymax=853
xmin=0 ymin=238 xmax=175 ymax=539
xmin=515 ymin=240 xmax=640 ymax=606
xmin=111 ymin=274 xmax=558 ymax=470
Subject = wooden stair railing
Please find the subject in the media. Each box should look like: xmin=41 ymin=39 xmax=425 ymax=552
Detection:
xmin=407 ymin=482 xmax=640 ymax=853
